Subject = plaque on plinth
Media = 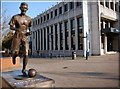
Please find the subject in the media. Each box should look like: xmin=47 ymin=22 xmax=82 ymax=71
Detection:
xmin=2 ymin=70 xmax=55 ymax=88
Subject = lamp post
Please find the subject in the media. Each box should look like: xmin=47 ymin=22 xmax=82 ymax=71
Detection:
xmin=86 ymin=32 xmax=89 ymax=60
xmin=82 ymin=32 xmax=89 ymax=60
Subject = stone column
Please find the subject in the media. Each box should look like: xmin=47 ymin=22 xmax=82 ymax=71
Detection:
xmin=108 ymin=22 xmax=111 ymax=28
xmin=58 ymin=23 xmax=60 ymax=50
xmin=113 ymin=1 xmax=115 ymax=11
xmin=75 ymin=17 xmax=78 ymax=50
xmin=33 ymin=31 xmax=36 ymax=52
xmin=37 ymin=30 xmax=39 ymax=50
xmin=109 ymin=1 xmax=110 ymax=9
xmin=104 ymin=34 xmax=107 ymax=54
xmin=39 ymin=29 xmax=41 ymax=50
xmin=68 ymin=2 xmax=70 ymax=11
xmin=38 ymin=29 xmax=40 ymax=50
xmin=83 ymin=1 xmax=89 ymax=57
xmin=32 ymin=32 xmax=35 ymax=54
xmin=49 ymin=26 xmax=52 ymax=50
xmin=68 ymin=19 xmax=71 ymax=50
xmin=74 ymin=1 xmax=77 ymax=8
xmin=103 ymin=21 xmax=107 ymax=53
xmin=42 ymin=29 xmax=44 ymax=50
xmin=62 ymin=21 xmax=65 ymax=50
xmin=103 ymin=0 xmax=105 ymax=7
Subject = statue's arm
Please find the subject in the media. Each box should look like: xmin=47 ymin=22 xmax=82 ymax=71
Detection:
xmin=9 ymin=16 xmax=16 ymax=31
xmin=26 ymin=19 xmax=32 ymax=36
xmin=28 ymin=19 xmax=32 ymax=35
xmin=10 ymin=25 xmax=16 ymax=31
xmin=28 ymin=27 xmax=32 ymax=35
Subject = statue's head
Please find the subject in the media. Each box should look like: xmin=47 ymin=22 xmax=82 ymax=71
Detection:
xmin=19 ymin=2 xmax=28 ymax=15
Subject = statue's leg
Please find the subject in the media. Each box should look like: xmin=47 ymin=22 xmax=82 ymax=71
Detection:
xmin=21 ymin=39 xmax=29 ymax=76
xmin=11 ymin=35 xmax=21 ymax=65
xmin=22 ymin=55 xmax=28 ymax=76
xmin=12 ymin=51 xmax=19 ymax=65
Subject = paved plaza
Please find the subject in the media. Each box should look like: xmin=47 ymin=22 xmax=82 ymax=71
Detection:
xmin=2 ymin=53 xmax=120 ymax=88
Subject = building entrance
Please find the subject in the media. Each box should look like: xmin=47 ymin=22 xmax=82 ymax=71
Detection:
xmin=107 ymin=33 xmax=119 ymax=52
xmin=107 ymin=34 xmax=113 ymax=51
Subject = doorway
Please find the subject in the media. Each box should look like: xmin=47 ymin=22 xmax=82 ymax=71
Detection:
xmin=107 ymin=34 xmax=113 ymax=51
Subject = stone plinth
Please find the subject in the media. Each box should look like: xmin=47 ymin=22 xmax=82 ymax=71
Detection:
xmin=2 ymin=70 xmax=55 ymax=88
xmin=0 ymin=57 xmax=20 ymax=71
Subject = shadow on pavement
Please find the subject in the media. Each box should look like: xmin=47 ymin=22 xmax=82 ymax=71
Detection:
xmin=39 ymin=71 xmax=119 ymax=81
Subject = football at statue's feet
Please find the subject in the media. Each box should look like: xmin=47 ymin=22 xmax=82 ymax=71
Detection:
xmin=28 ymin=68 xmax=37 ymax=78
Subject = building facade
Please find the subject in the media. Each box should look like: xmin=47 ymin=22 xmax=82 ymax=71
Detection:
xmin=31 ymin=0 xmax=120 ymax=57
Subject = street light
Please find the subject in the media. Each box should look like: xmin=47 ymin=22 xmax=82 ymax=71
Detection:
xmin=82 ymin=32 xmax=89 ymax=60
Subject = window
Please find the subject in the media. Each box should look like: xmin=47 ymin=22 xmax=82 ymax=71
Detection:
xmin=110 ymin=2 xmax=114 ymax=10
xmin=105 ymin=2 xmax=109 ymax=8
xmin=105 ymin=21 xmax=108 ymax=28
xmin=41 ymin=17 xmax=43 ymax=23
xmin=44 ymin=15 xmax=46 ymax=21
xmin=38 ymin=30 xmax=40 ymax=50
xmin=64 ymin=21 xmax=69 ymax=50
xmin=110 ymin=22 xmax=114 ymax=27
xmin=47 ymin=27 xmax=49 ymax=50
xmin=119 ymin=5 xmax=120 ymax=12
xmin=51 ymin=11 xmax=53 ymax=18
xmin=47 ymin=13 xmax=49 ymax=20
xmin=77 ymin=17 xmax=83 ymax=50
xmin=71 ymin=19 xmax=75 ymax=50
xmin=51 ymin=25 xmax=53 ymax=50
xmin=33 ymin=32 xmax=35 ymax=39
xmin=55 ymin=9 xmax=57 ymax=17
xmin=101 ymin=20 xmax=103 ymax=30
xmin=44 ymin=28 xmax=46 ymax=50
xmin=55 ymin=24 xmax=58 ymax=50
xmin=33 ymin=21 xmax=35 ymax=27
xmin=36 ymin=20 xmax=37 ymax=25
xmin=38 ymin=18 xmax=40 ymax=24
xmin=59 ymin=6 xmax=62 ymax=14
xmin=41 ymin=29 xmax=43 ymax=50
xmin=78 ymin=17 xmax=83 ymax=29
xmin=70 ymin=2 xmax=74 ymax=9
xmin=100 ymin=0 xmax=104 ymax=6
xmin=71 ymin=19 xmax=75 ymax=32
xmin=65 ymin=21 xmax=68 ymax=33
xmin=64 ymin=4 xmax=68 ymax=12
xmin=59 ymin=22 xmax=63 ymax=50
xmin=76 ymin=2 xmax=82 ymax=7
xmin=115 ymin=3 xmax=117 ymax=11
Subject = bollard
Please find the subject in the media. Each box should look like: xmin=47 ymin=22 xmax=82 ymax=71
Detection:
xmin=49 ymin=53 xmax=52 ymax=58
xmin=72 ymin=52 xmax=76 ymax=59
xmin=86 ymin=51 xmax=89 ymax=60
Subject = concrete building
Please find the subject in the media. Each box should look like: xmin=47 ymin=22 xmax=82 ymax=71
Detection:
xmin=31 ymin=0 xmax=120 ymax=57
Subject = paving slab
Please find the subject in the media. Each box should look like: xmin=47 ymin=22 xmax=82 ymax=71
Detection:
xmin=1 ymin=53 xmax=120 ymax=88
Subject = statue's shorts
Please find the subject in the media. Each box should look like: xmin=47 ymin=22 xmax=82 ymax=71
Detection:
xmin=11 ymin=31 xmax=29 ymax=55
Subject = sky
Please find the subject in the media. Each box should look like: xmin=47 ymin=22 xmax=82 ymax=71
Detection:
xmin=1 ymin=1 xmax=62 ymax=18
xmin=1 ymin=0 xmax=62 ymax=35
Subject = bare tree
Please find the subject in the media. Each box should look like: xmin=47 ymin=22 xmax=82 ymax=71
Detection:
xmin=1 ymin=9 xmax=12 ymax=50
xmin=0 ymin=9 xmax=10 ymax=31
xmin=0 ymin=9 xmax=11 ymax=40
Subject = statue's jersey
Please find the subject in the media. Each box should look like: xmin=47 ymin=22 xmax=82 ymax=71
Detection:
xmin=9 ymin=14 xmax=31 ymax=34
xmin=9 ymin=14 xmax=32 ymax=55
